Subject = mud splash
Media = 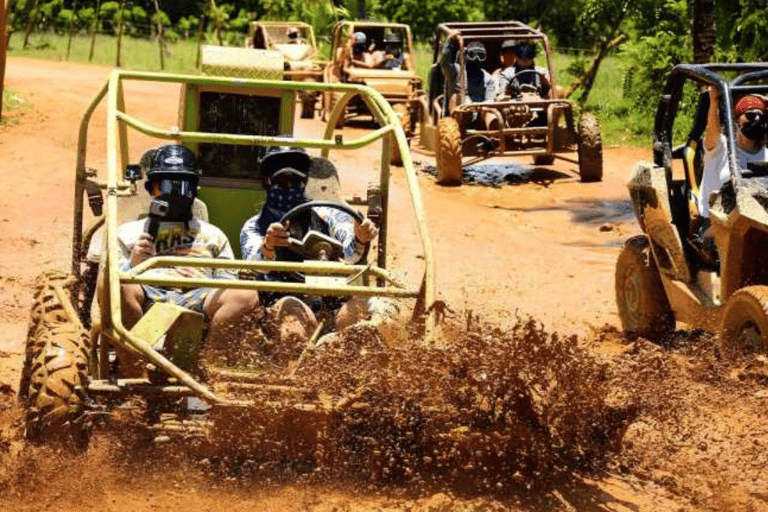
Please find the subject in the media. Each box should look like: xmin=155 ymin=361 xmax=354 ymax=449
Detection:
xmin=3 ymin=320 xmax=768 ymax=511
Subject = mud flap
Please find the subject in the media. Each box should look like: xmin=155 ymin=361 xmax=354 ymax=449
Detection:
xmin=627 ymin=162 xmax=692 ymax=282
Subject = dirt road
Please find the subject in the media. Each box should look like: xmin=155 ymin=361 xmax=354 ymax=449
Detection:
xmin=1 ymin=58 xmax=767 ymax=512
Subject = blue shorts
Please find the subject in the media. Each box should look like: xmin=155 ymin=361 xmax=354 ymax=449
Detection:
xmin=142 ymin=286 xmax=214 ymax=315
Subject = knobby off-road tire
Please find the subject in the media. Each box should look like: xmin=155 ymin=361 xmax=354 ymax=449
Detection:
xmin=436 ymin=117 xmax=462 ymax=185
xmin=720 ymin=286 xmax=768 ymax=357
xmin=21 ymin=272 xmax=91 ymax=449
xmin=615 ymin=236 xmax=675 ymax=341
xmin=19 ymin=271 xmax=75 ymax=402
xmin=577 ymin=112 xmax=603 ymax=182
xmin=389 ymin=103 xmax=411 ymax=167
xmin=533 ymin=154 xmax=555 ymax=166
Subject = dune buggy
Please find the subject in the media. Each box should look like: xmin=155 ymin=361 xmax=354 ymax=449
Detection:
xmin=18 ymin=49 xmax=438 ymax=456
xmin=246 ymin=21 xmax=327 ymax=119
xmin=419 ymin=21 xmax=603 ymax=185
xmin=322 ymin=20 xmax=425 ymax=165
xmin=616 ymin=63 xmax=768 ymax=355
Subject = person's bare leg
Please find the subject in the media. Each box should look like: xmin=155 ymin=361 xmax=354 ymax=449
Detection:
xmin=334 ymin=297 xmax=369 ymax=331
xmin=118 ymin=284 xmax=146 ymax=376
xmin=203 ymin=289 xmax=260 ymax=349
xmin=120 ymin=284 xmax=145 ymax=329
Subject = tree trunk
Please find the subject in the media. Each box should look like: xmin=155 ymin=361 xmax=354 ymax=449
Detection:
xmin=692 ymin=0 xmax=716 ymax=64
xmin=357 ymin=0 xmax=366 ymax=20
xmin=115 ymin=0 xmax=125 ymax=67
xmin=89 ymin=0 xmax=101 ymax=62
xmin=152 ymin=0 xmax=164 ymax=70
xmin=564 ymin=33 xmax=628 ymax=102
xmin=0 ymin=0 xmax=7 ymax=121
xmin=23 ymin=0 xmax=39 ymax=49
xmin=66 ymin=0 xmax=78 ymax=61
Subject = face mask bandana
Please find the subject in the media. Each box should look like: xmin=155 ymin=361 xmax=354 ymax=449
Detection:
xmin=741 ymin=113 xmax=767 ymax=141
xmin=256 ymin=184 xmax=308 ymax=236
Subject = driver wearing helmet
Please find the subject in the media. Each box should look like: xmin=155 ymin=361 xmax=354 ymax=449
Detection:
xmin=500 ymin=42 xmax=552 ymax=99
xmin=240 ymin=147 xmax=378 ymax=343
xmin=117 ymin=144 xmax=260 ymax=363
xmin=378 ymin=32 xmax=412 ymax=71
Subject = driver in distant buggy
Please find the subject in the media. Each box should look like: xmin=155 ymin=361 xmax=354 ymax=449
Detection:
xmin=240 ymin=146 xmax=379 ymax=346
xmin=496 ymin=41 xmax=553 ymax=101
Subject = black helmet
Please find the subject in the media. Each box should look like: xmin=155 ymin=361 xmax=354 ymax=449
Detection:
xmin=259 ymin=146 xmax=311 ymax=178
xmin=146 ymin=144 xmax=201 ymax=183
xmin=383 ymin=33 xmax=402 ymax=45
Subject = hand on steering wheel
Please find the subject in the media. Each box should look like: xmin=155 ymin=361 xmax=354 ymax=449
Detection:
xmin=279 ymin=200 xmax=373 ymax=263
xmin=512 ymin=69 xmax=542 ymax=94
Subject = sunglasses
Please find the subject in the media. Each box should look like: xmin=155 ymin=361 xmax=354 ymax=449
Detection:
xmin=466 ymin=49 xmax=486 ymax=61
xmin=744 ymin=111 xmax=763 ymax=122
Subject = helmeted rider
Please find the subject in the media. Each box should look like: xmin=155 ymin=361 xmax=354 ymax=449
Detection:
xmin=117 ymin=144 xmax=259 ymax=371
xmin=439 ymin=39 xmax=496 ymax=127
xmin=379 ymin=32 xmax=412 ymax=71
xmin=240 ymin=147 xmax=378 ymax=343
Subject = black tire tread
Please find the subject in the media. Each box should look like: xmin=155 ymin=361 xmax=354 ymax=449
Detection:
xmin=577 ymin=112 xmax=603 ymax=182
xmin=615 ymin=236 xmax=674 ymax=340
xmin=720 ymin=285 xmax=768 ymax=356
xmin=436 ymin=117 xmax=462 ymax=185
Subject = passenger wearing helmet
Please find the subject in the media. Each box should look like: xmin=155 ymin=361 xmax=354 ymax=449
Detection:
xmin=439 ymin=38 xmax=496 ymax=127
xmin=347 ymin=31 xmax=377 ymax=69
xmin=240 ymin=147 xmax=378 ymax=344
xmin=118 ymin=144 xmax=260 ymax=358
xmin=379 ymin=32 xmax=412 ymax=71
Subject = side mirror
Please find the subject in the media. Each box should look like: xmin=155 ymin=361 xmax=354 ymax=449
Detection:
xmin=124 ymin=164 xmax=143 ymax=183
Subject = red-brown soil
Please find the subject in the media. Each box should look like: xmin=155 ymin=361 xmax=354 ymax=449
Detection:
xmin=1 ymin=57 xmax=767 ymax=511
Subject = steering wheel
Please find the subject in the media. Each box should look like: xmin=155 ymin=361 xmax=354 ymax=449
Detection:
xmin=279 ymin=200 xmax=371 ymax=264
xmin=512 ymin=69 xmax=543 ymax=95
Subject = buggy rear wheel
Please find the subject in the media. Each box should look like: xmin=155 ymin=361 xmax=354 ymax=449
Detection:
xmin=389 ymin=103 xmax=411 ymax=167
xmin=577 ymin=112 xmax=603 ymax=182
xmin=533 ymin=154 xmax=555 ymax=166
xmin=720 ymin=286 xmax=768 ymax=356
xmin=615 ymin=236 xmax=674 ymax=340
xmin=436 ymin=117 xmax=462 ymax=185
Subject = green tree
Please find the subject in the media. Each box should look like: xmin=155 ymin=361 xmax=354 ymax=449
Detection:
xmin=379 ymin=0 xmax=483 ymax=40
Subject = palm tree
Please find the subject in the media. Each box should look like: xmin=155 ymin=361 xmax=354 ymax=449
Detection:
xmin=692 ymin=0 xmax=715 ymax=63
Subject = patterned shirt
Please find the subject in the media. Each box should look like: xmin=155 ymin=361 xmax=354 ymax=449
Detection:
xmin=118 ymin=218 xmax=236 ymax=280
xmin=240 ymin=206 xmax=365 ymax=264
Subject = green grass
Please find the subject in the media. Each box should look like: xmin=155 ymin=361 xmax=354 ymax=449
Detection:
xmin=8 ymin=32 xmax=653 ymax=146
xmin=1 ymin=88 xmax=29 ymax=125
xmin=7 ymin=32 xmax=200 ymax=74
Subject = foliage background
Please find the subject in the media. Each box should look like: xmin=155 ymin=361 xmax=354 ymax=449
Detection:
xmin=5 ymin=0 xmax=768 ymax=144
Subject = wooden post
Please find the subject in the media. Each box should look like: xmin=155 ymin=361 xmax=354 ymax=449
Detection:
xmin=89 ymin=0 xmax=100 ymax=62
xmin=195 ymin=15 xmax=204 ymax=69
xmin=23 ymin=0 xmax=39 ymax=49
xmin=65 ymin=0 xmax=78 ymax=61
xmin=115 ymin=0 xmax=125 ymax=67
xmin=152 ymin=0 xmax=164 ymax=70
xmin=0 ymin=0 xmax=7 ymax=121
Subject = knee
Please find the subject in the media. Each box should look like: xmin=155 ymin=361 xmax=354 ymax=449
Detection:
xmin=120 ymin=284 xmax=144 ymax=310
xmin=222 ymin=289 xmax=260 ymax=317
